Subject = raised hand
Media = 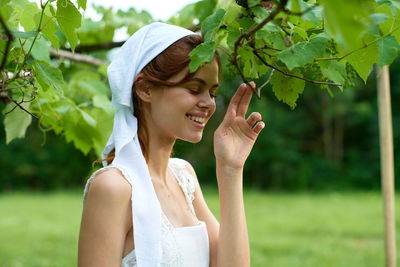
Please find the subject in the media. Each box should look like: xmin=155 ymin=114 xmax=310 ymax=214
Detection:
xmin=214 ymin=82 xmax=265 ymax=170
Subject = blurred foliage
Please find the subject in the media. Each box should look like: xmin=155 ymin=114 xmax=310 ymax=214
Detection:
xmin=0 ymin=0 xmax=399 ymax=191
xmin=2 ymin=55 xmax=398 ymax=191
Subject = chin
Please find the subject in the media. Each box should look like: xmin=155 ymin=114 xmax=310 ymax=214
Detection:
xmin=182 ymin=133 xmax=203 ymax=143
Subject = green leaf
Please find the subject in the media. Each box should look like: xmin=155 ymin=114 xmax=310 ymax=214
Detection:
xmin=300 ymin=1 xmax=321 ymax=26
xmin=93 ymin=95 xmax=112 ymax=111
xmin=270 ymin=69 xmax=305 ymax=109
xmin=226 ymin=26 xmax=241 ymax=48
xmin=321 ymin=0 xmax=375 ymax=50
xmin=248 ymin=0 xmax=260 ymax=7
xmin=23 ymin=37 xmax=51 ymax=62
xmin=378 ymin=36 xmax=400 ymax=67
xmin=36 ymin=12 xmax=59 ymax=50
xmin=319 ymin=60 xmax=346 ymax=85
xmin=20 ymin=2 xmax=41 ymax=31
xmin=293 ymin=26 xmax=307 ymax=40
xmin=64 ymin=110 xmax=93 ymax=155
xmin=194 ymin=0 xmax=217 ymax=23
xmin=202 ymin=8 xmax=226 ymax=41
xmin=77 ymin=0 xmax=86 ymax=10
xmin=56 ymin=0 xmax=82 ymax=52
xmin=345 ymin=34 xmax=379 ymax=83
xmin=3 ymin=102 xmax=32 ymax=144
xmin=34 ymin=61 xmax=65 ymax=94
xmin=290 ymin=0 xmax=301 ymax=13
xmin=78 ymin=108 xmax=96 ymax=127
xmin=8 ymin=30 xmax=37 ymax=39
xmin=90 ymin=108 xmax=113 ymax=156
xmin=243 ymin=59 xmax=259 ymax=79
xmin=277 ymin=35 xmax=328 ymax=70
xmin=189 ymin=41 xmax=215 ymax=73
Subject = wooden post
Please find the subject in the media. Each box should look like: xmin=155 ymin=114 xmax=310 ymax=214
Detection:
xmin=376 ymin=65 xmax=397 ymax=267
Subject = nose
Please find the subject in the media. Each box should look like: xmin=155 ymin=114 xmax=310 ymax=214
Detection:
xmin=197 ymin=91 xmax=216 ymax=110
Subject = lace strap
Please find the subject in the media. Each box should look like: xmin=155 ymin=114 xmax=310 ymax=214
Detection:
xmin=168 ymin=158 xmax=197 ymax=216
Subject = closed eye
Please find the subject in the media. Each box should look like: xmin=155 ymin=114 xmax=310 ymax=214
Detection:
xmin=187 ymin=88 xmax=200 ymax=94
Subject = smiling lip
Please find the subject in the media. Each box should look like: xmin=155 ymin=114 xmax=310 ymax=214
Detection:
xmin=186 ymin=112 xmax=208 ymax=128
xmin=186 ymin=116 xmax=205 ymax=128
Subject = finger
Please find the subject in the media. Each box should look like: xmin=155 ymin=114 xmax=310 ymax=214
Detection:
xmin=247 ymin=112 xmax=262 ymax=128
xmin=253 ymin=121 xmax=265 ymax=135
xmin=224 ymin=83 xmax=247 ymax=121
xmin=237 ymin=82 xmax=255 ymax=118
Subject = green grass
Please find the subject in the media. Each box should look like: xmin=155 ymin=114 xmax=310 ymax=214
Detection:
xmin=0 ymin=189 xmax=399 ymax=266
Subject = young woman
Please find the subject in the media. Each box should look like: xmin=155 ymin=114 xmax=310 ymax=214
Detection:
xmin=78 ymin=22 xmax=264 ymax=267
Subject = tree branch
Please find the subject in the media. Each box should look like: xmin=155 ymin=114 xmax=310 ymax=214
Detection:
xmin=0 ymin=15 xmax=14 ymax=72
xmin=231 ymin=0 xmax=289 ymax=99
xmin=74 ymin=41 xmax=125 ymax=52
xmin=50 ymin=48 xmax=106 ymax=67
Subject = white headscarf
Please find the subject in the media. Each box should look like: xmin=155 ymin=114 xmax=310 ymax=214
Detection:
xmin=102 ymin=22 xmax=195 ymax=266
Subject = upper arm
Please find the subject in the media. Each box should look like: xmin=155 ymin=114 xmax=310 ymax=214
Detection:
xmin=184 ymin=162 xmax=219 ymax=266
xmin=78 ymin=168 xmax=132 ymax=267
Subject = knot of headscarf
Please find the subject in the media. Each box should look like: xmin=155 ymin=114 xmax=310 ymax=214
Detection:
xmin=102 ymin=22 xmax=195 ymax=266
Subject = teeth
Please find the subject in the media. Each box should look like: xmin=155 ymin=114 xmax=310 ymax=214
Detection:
xmin=187 ymin=115 xmax=205 ymax=123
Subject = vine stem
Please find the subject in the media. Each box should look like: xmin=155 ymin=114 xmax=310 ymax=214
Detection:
xmin=5 ymin=95 xmax=39 ymax=119
xmin=253 ymin=51 xmax=343 ymax=86
xmin=231 ymin=0 xmax=289 ymax=99
xmin=13 ymin=1 xmax=49 ymax=81
xmin=314 ymin=24 xmax=400 ymax=62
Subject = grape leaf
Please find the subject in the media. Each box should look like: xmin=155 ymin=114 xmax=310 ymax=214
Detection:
xmin=378 ymin=36 xmax=400 ymax=67
xmin=300 ymin=1 xmax=321 ymax=26
xmin=93 ymin=95 xmax=112 ymax=111
xmin=9 ymin=30 xmax=37 ymax=39
xmin=23 ymin=37 xmax=51 ymax=62
xmin=35 ymin=12 xmax=59 ymax=51
xmin=202 ymin=8 xmax=226 ymax=41
xmin=319 ymin=60 xmax=346 ymax=85
xmin=321 ymin=0 xmax=374 ymax=50
xmin=78 ymin=108 xmax=96 ymax=127
xmin=56 ymin=0 xmax=82 ymax=52
xmin=64 ymin=111 xmax=93 ymax=155
xmin=270 ymin=69 xmax=305 ymax=109
xmin=194 ymin=0 xmax=217 ymax=23
xmin=277 ymin=35 xmax=328 ymax=70
xmin=77 ymin=0 xmax=86 ymax=10
xmin=20 ymin=3 xmax=41 ymax=31
xmin=3 ymin=102 xmax=32 ymax=144
xmin=34 ymin=61 xmax=65 ymax=94
xmin=345 ymin=34 xmax=379 ymax=83
xmin=189 ymin=41 xmax=215 ymax=72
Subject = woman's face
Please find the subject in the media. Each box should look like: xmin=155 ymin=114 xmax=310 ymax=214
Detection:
xmin=149 ymin=58 xmax=219 ymax=143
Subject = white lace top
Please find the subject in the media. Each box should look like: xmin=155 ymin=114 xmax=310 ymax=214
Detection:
xmin=82 ymin=158 xmax=210 ymax=267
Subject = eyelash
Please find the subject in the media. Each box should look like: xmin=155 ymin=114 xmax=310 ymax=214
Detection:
xmin=188 ymin=88 xmax=217 ymax=98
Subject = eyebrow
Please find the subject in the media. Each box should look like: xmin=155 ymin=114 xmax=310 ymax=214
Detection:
xmin=190 ymin=77 xmax=219 ymax=89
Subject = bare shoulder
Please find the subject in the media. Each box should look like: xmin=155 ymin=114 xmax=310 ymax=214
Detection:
xmin=86 ymin=167 xmax=132 ymax=205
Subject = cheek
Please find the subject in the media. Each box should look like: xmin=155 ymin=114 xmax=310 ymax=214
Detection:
xmin=210 ymin=101 xmax=216 ymax=116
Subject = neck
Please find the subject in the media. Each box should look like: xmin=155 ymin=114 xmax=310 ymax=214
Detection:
xmin=143 ymin=116 xmax=176 ymax=185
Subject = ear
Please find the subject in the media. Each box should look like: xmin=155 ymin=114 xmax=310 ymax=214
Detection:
xmin=134 ymin=73 xmax=152 ymax=103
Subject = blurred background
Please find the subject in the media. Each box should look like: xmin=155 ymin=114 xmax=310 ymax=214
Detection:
xmin=1 ymin=0 xmax=399 ymax=266
xmin=1 ymin=50 xmax=399 ymax=192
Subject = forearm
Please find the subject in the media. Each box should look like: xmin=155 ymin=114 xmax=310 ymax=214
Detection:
xmin=216 ymin=163 xmax=250 ymax=267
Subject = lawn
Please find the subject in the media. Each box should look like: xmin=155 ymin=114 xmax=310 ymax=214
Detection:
xmin=0 ymin=189 xmax=399 ymax=267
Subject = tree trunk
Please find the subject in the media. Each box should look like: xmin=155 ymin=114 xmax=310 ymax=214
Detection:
xmin=376 ymin=65 xmax=397 ymax=267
